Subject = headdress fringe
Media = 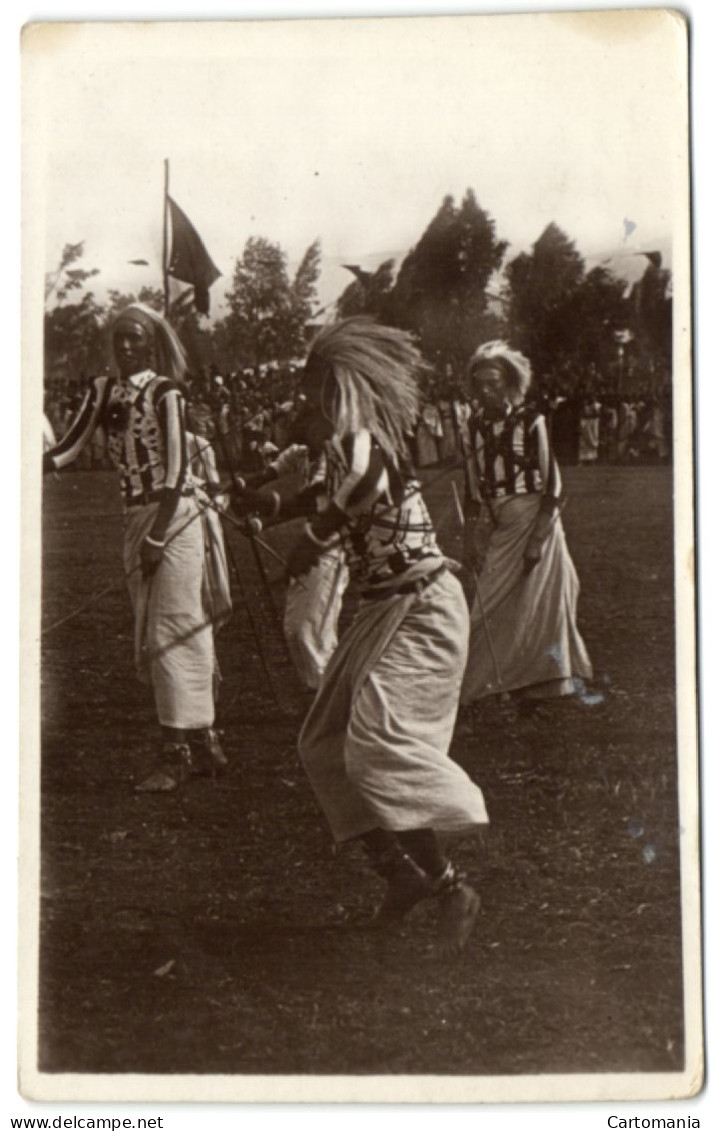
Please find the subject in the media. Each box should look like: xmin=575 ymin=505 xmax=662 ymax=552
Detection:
xmin=309 ymin=316 xmax=427 ymax=461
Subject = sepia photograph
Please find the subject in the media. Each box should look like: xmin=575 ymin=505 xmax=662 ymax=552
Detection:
xmin=19 ymin=4 xmax=700 ymax=1107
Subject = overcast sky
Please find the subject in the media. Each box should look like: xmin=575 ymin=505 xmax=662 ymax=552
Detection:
xmin=24 ymin=8 xmax=687 ymax=318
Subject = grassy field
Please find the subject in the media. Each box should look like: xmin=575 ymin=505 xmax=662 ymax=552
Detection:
xmin=37 ymin=461 xmax=685 ymax=1079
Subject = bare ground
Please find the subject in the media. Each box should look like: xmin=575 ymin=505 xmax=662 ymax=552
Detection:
xmin=37 ymin=463 xmax=684 ymax=1077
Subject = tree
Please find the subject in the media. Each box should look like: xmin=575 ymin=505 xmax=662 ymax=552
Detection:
xmin=44 ymin=292 xmax=105 ymax=388
xmin=220 ymin=236 xmax=322 ymax=369
xmin=628 ymin=260 xmax=673 ymax=389
xmin=222 ymin=237 xmax=292 ymax=367
xmin=506 ymin=222 xmax=586 ymax=378
xmin=45 ymin=241 xmax=100 ymax=305
xmin=388 ymin=190 xmax=508 ymax=381
xmin=287 ymin=239 xmax=322 ymax=357
xmin=209 ymin=316 xmax=240 ymax=378
xmin=557 ymin=265 xmax=629 ymax=385
xmin=102 ymin=286 xmax=164 ymax=323
xmin=44 ymin=243 xmax=103 ymax=387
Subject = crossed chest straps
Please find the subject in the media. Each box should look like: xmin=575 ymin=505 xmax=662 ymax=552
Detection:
xmin=346 ymin=487 xmax=438 ymax=584
xmin=471 ymin=407 xmax=544 ymax=498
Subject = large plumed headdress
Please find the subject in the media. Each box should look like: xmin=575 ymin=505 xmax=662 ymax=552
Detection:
xmin=111 ymin=303 xmax=188 ymax=383
xmin=467 ymin=340 xmax=532 ymax=400
xmin=308 ymin=316 xmax=427 ymax=461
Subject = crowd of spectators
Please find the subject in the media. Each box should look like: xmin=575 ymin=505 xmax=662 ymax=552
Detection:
xmin=43 ymin=361 xmax=306 ymax=473
xmin=43 ymin=360 xmax=673 ymax=475
xmin=413 ymin=388 xmax=672 ymax=468
xmin=540 ymin=389 xmax=672 ymax=466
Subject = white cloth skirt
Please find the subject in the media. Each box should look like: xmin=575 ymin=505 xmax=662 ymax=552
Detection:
xmin=299 ymin=569 xmax=488 ymax=843
xmin=283 ymin=547 xmax=349 ymax=690
xmin=460 ymin=494 xmax=592 ymax=703
xmin=124 ymin=496 xmax=217 ymax=730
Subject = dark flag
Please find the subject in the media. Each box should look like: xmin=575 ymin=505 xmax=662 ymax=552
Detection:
xmin=167 ymin=196 xmax=221 ymax=315
xmin=641 ymin=251 xmax=662 ymax=270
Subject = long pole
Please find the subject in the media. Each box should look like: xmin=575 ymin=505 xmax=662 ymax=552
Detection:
xmin=162 ymin=158 xmax=170 ymax=321
xmin=209 ymin=407 xmax=284 ymax=628
xmin=206 ymin=414 xmax=290 ymax=712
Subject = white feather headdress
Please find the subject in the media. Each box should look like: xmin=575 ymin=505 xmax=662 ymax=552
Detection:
xmin=468 ymin=340 xmax=532 ymax=399
xmin=309 ymin=316 xmax=427 ymax=461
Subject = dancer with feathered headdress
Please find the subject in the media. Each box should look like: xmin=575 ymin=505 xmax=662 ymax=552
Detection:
xmin=239 ymin=317 xmax=488 ymax=954
xmin=43 ymin=304 xmax=230 ymax=790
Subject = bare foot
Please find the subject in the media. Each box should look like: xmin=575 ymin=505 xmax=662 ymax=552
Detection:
xmin=135 ymin=743 xmax=193 ymax=793
xmin=135 ymin=769 xmax=180 ymax=794
xmin=436 ymin=883 xmax=481 ymax=957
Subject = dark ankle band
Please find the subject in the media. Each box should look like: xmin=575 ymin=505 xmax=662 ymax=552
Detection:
xmin=397 ymin=829 xmax=448 ymax=878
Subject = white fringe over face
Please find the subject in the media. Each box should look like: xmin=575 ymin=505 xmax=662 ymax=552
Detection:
xmin=308 ymin=317 xmax=427 ymax=462
xmin=468 ymin=340 xmax=532 ymax=401
xmin=111 ymin=303 xmax=189 ymax=383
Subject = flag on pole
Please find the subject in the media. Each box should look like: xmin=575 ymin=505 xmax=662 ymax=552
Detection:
xmin=166 ymin=195 xmax=221 ymax=315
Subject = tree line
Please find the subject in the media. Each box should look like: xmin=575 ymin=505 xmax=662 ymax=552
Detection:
xmin=44 ymin=189 xmax=672 ymax=400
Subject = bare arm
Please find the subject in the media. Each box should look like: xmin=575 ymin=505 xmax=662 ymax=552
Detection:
xmin=43 ymin=378 xmax=108 ymax=473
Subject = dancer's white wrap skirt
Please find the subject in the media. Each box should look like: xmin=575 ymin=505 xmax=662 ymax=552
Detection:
xmin=124 ymin=495 xmax=229 ymax=730
xmin=298 ymin=568 xmax=488 ymax=843
xmin=283 ymin=547 xmax=349 ymax=690
xmin=460 ymin=494 xmax=592 ymax=703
